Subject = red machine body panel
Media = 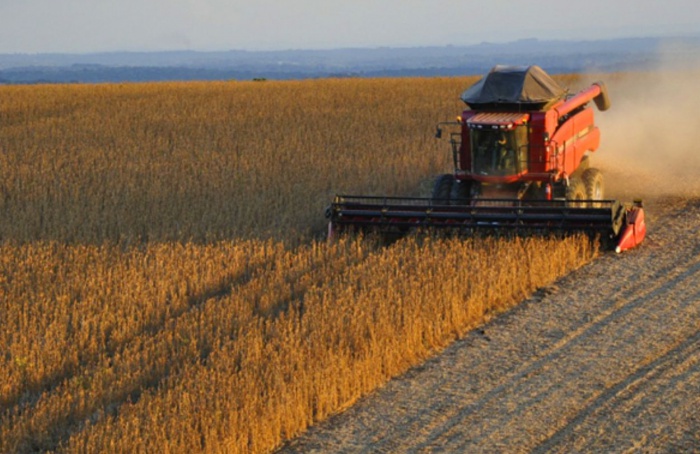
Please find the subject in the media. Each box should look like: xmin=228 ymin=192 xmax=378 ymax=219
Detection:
xmin=615 ymin=204 xmax=647 ymax=253
xmin=549 ymin=106 xmax=600 ymax=177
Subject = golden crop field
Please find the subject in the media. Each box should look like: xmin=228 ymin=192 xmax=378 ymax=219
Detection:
xmin=0 ymin=75 xmax=594 ymax=453
xmin=0 ymin=78 xmax=473 ymax=243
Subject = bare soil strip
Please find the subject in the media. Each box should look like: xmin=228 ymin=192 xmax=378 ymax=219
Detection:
xmin=279 ymin=198 xmax=700 ymax=453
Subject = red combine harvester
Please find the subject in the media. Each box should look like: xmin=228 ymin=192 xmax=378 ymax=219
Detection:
xmin=327 ymin=65 xmax=646 ymax=252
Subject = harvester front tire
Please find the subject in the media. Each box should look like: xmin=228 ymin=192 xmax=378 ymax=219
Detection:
xmin=450 ymin=180 xmax=471 ymax=205
xmin=566 ymin=177 xmax=587 ymax=207
xmin=582 ymin=168 xmax=604 ymax=206
xmin=432 ymin=174 xmax=454 ymax=203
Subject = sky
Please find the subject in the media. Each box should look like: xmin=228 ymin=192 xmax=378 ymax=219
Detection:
xmin=1 ymin=0 xmax=699 ymax=54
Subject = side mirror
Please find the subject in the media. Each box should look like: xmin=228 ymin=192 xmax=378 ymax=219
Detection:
xmin=435 ymin=127 xmax=442 ymax=139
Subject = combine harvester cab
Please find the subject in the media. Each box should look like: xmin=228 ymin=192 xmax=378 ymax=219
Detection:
xmin=327 ymin=65 xmax=646 ymax=252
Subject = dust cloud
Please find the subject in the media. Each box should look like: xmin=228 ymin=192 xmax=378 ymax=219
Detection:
xmin=587 ymin=49 xmax=700 ymax=201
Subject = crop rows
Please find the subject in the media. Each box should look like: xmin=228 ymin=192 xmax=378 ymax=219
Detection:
xmin=0 ymin=78 xmax=483 ymax=243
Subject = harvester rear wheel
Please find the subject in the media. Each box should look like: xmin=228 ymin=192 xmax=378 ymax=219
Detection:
xmin=583 ymin=168 xmax=604 ymax=206
xmin=432 ymin=174 xmax=454 ymax=203
xmin=566 ymin=177 xmax=587 ymax=207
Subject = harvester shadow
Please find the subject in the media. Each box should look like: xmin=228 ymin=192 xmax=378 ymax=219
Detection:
xmin=8 ymin=255 xmax=280 ymax=453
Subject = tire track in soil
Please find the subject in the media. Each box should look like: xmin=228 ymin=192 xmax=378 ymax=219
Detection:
xmin=533 ymin=327 xmax=700 ymax=453
xmin=279 ymin=198 xmax=700 ymax=453
xmin=417 ymin=270 xmax=700 ymax=453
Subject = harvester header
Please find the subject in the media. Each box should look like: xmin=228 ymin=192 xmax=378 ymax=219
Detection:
xmin=327 ymin=65 xmax=646 ymax=252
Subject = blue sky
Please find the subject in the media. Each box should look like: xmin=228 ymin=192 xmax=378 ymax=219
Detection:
xmin=1 ymin=0 xmax=699 ymax=54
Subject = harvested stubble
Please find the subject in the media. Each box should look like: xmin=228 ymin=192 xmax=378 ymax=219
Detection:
xmin=0 ymin=76 xmax=596 ymax=453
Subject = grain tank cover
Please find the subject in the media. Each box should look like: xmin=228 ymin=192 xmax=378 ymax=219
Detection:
xmin=461 ymin=65 xmax=565 ymax=111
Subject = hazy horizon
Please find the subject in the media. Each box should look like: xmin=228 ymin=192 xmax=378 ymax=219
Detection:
xmin=2 ymin=0 xmax=699 ymax=54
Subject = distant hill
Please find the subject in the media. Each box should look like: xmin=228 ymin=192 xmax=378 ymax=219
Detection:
xmin=1 ymin=36 xmax=699 ymax=84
